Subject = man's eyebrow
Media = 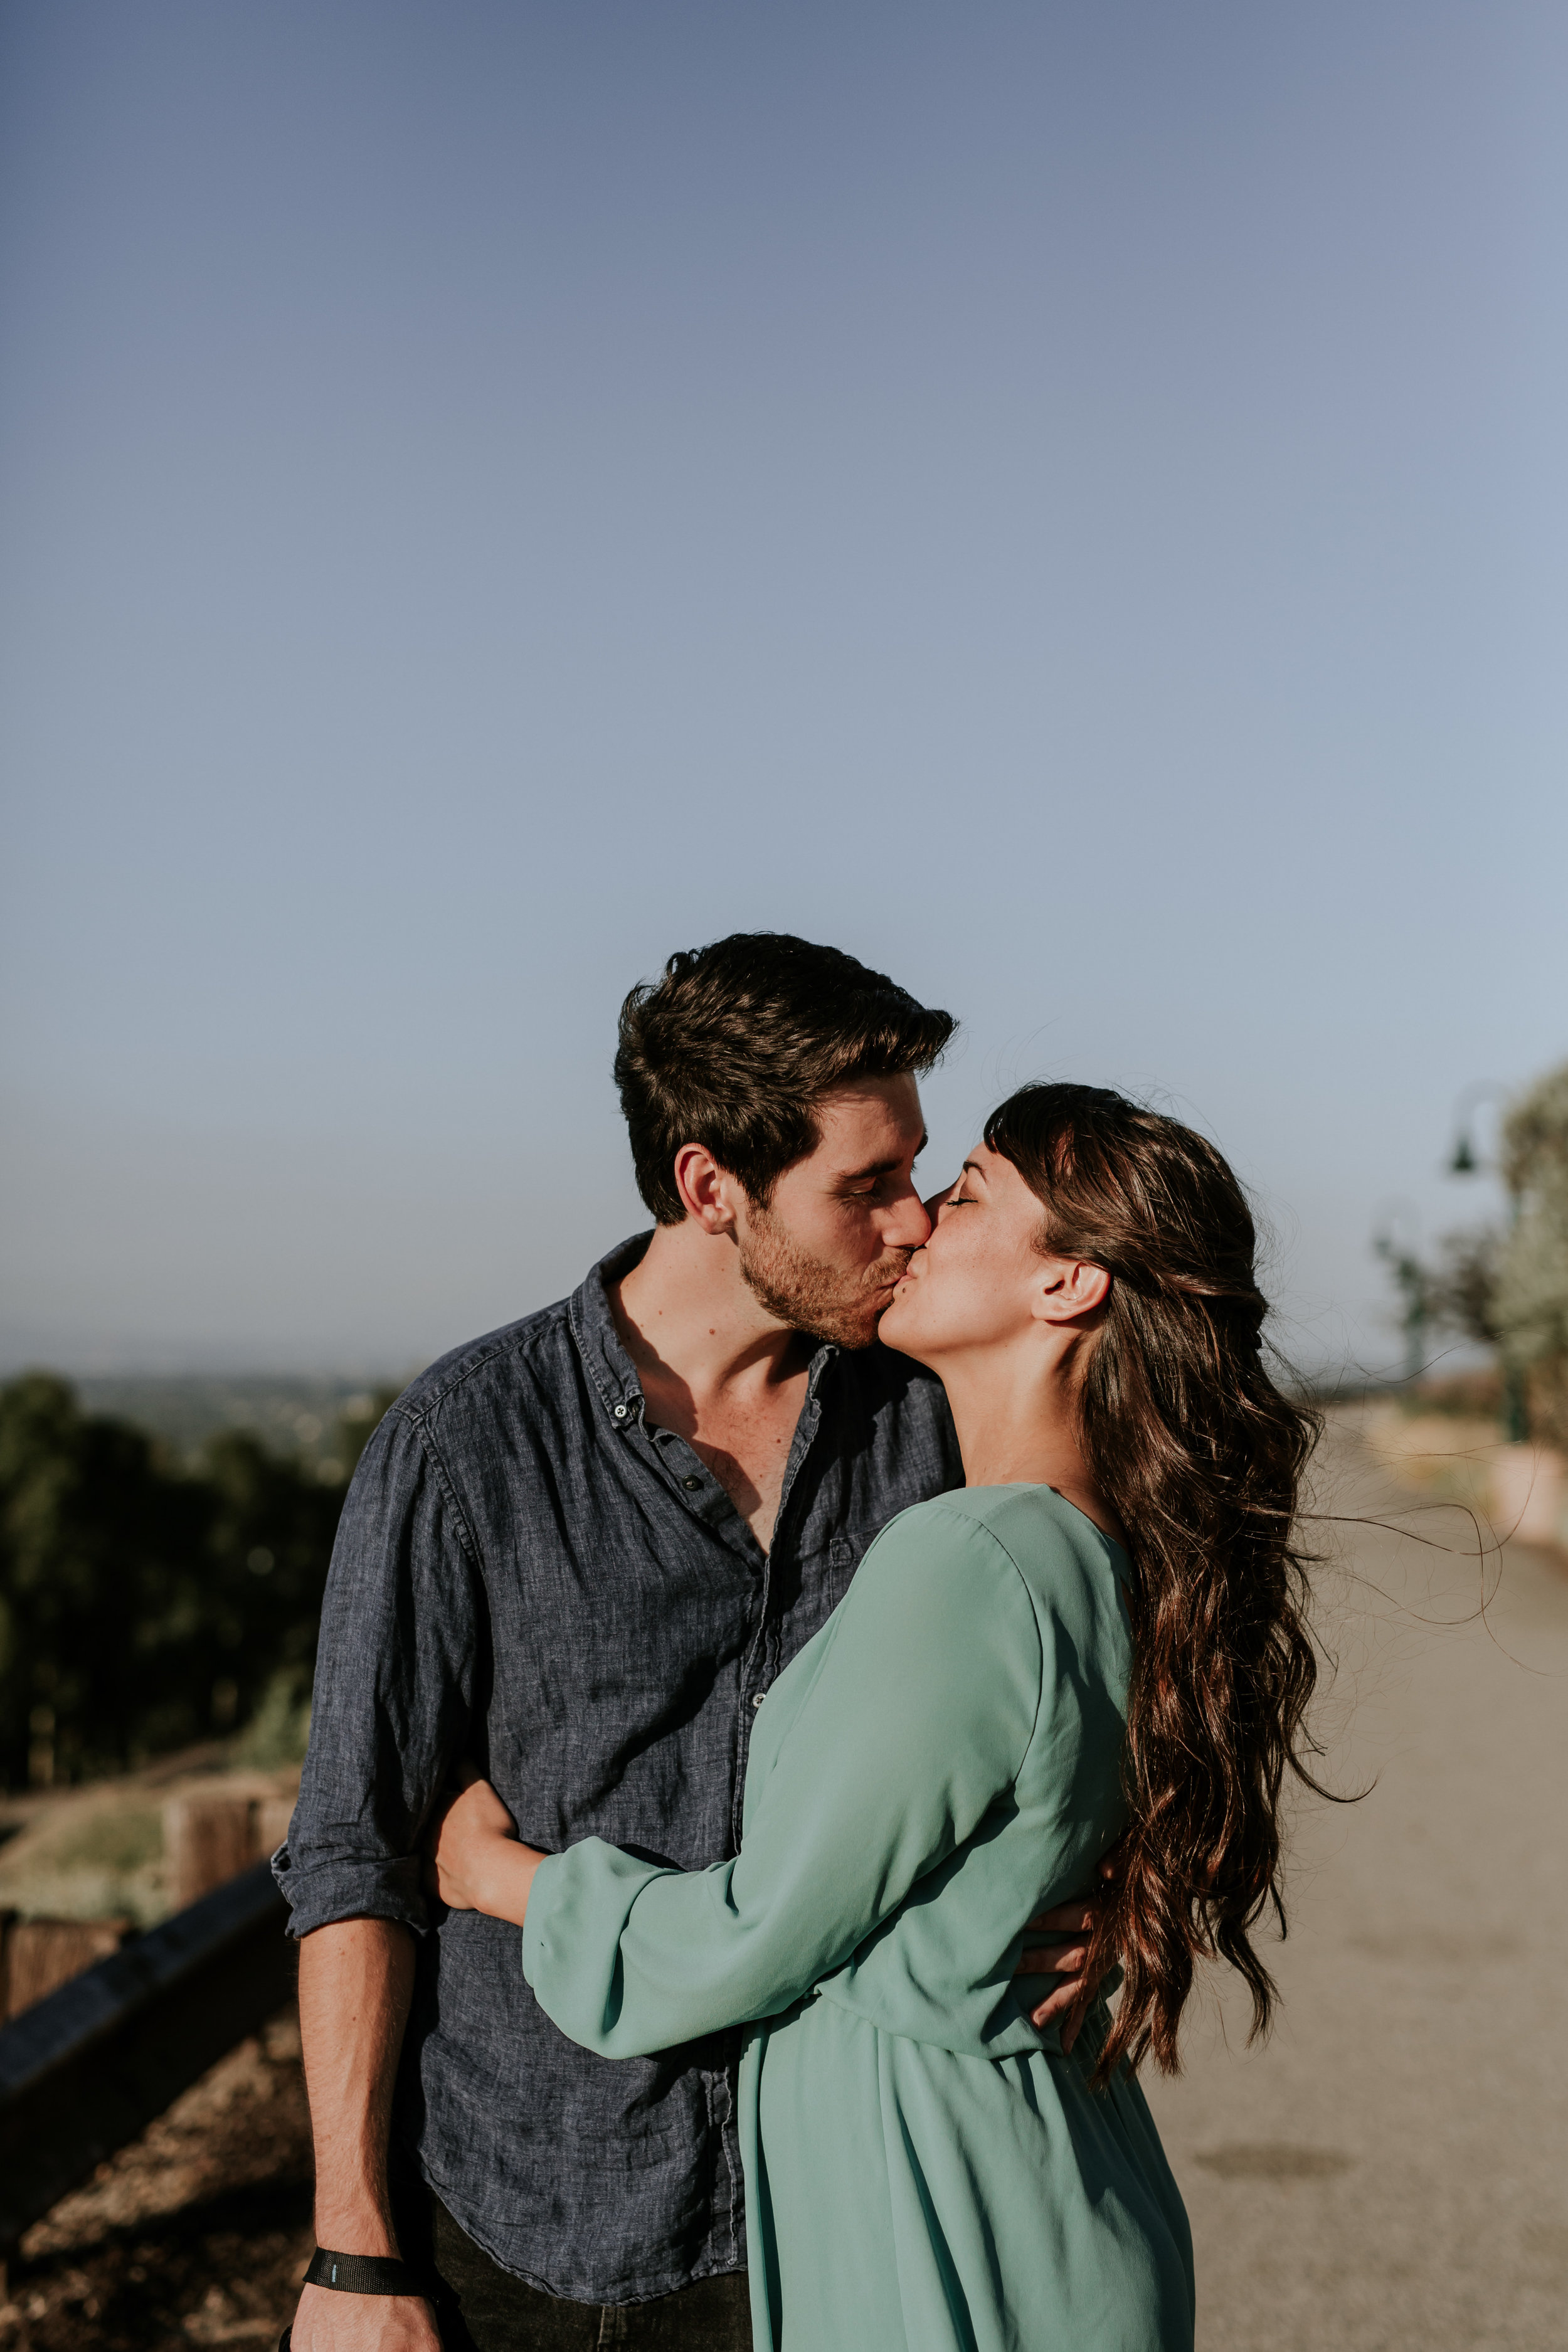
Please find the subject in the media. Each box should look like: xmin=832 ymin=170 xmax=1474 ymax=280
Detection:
xmin=839 ymin=1131 xmax=929 ymax=1184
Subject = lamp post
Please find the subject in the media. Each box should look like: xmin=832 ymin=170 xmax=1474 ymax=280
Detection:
xmin=1447 ymin=1081 xmax=1527 ymax=1443
xmin=1447 ymin=1081 xmax=1510 ymax=1179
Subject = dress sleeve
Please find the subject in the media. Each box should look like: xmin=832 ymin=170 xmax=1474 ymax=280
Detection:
xmin=522 ymin=1504 xmax=1042 ymax=2057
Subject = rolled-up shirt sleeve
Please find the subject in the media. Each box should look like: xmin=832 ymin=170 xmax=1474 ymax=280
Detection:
xmin=273 ymin=1406 xmax=483 ymax=1939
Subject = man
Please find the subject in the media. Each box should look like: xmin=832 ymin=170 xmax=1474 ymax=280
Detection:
xmin=278 ymin=935 xmax=1101 ymax=2352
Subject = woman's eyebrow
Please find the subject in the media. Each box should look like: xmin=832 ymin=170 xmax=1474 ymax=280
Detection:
xmin=960 ymin=1158 xmax=988 ymax=1184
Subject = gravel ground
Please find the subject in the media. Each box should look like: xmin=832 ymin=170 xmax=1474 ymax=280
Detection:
xmin=3 ymin=1409 xmax=1560 ymax=2350
xmin=1143 ymin=1408 xmax=1568 ymax=2351
xmin=2 ymin=2014 xmax=311 ymax=2349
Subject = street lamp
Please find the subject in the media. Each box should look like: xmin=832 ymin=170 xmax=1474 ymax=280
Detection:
xmin=1447 ymin=1081 xmax=1512 ymax=1179
xmin=1446 ymin=1080 xmax=1527 ymax=1442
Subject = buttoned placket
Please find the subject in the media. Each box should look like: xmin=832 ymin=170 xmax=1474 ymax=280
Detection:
xmin=595 ymin=1348 xmax=837 ymax=1731
xmin=571 ymin=1258 xmax=845 ymax=1830
xmin=586 ymin=1325 xmax=836 ymax=2286
xmin=575 ymin=1274 xmax=768 ymax=1567
xmin=730 ymin=1352 xmax=837 ymax=1833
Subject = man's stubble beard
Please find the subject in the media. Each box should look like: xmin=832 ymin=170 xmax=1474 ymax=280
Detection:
xmin=738 ymin=1205 xmax=912 ymax=1350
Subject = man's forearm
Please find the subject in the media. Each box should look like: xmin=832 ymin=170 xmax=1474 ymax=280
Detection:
xmin=298 ymin=1916 xmax=417 ymax=2254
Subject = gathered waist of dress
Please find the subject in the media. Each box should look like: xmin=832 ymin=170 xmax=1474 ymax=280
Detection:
xmin=794 ymin=1968 xmax=1115 ymax=2065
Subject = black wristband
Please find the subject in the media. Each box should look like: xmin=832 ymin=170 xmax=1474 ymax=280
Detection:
xmin=304 ymin=2247 xmax=421 ymax=2296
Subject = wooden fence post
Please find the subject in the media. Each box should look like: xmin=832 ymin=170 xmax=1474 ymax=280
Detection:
xmin=162 ymin=1790 xmax=297 ymax=1909
xmin=0 ymin=1919 xmax=132 ymax=2021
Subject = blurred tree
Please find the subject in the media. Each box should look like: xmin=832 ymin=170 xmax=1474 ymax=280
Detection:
xmin=0 ymin=1374 xmax=397 ymax=1789
xmin=1496 ymin=1061 xmax=1568 ymax=1451
xmin=0 ymin=1375 xmax=209 ymax=1783
xmin=1372 ymin=1229 xmax=1433 ymax=1383
xmin=1427 ymin=1226 xmax=1504 ymax=1348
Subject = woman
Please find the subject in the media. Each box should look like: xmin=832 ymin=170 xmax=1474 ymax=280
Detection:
xmin=429 ymin=1083 xmax=1321 ymax=2352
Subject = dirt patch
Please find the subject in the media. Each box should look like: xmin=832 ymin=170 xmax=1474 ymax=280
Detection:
xmin=1194 ymin=2143 xmax=1355 ymax=2183
xmin=1 ymin=2011 xmax=312 ymax=2350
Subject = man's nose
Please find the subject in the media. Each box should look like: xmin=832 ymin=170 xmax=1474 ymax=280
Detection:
xmin=883 ymin=1185 xmax=933 ymax=1249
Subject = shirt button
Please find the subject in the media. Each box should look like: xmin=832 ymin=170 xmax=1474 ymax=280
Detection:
xmin=682 ymin=1475 xmax=702 ymax=1490
xmin=613 ymin=1404 xmax=628 ymax=1420
xmin=751 ymin=1692 xmax=765 ymax=1708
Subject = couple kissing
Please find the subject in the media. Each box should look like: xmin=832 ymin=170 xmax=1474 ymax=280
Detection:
xmin=278 ymin=931 xmax=1317 ymax=2352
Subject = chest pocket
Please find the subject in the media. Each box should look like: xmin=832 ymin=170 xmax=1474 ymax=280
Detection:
xmin=823 ymin=1534 xmax=857 ymax=1603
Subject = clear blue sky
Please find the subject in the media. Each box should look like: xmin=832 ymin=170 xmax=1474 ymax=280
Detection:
xmin=3 ymin=1 xmax=1564 ymax=1377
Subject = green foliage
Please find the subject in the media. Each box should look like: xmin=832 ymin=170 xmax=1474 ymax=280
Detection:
xmin=232 ymin=1665 xmax=314 ymax=1769
xmin=1427 ymin=1227 xmax=1503 ymax=1348
xmin=1496 ymin=1061 xmax=1568 ymax=1449
xmin=49 ymin=1801 xmax=164 ymax=1873
xmin=0 ymin=1373 xmax=397 ymax=1791
xmin=1392 ymin=1062 xmax=1568 ymax=1444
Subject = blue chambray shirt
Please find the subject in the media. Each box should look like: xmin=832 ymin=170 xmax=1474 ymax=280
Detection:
xmin=275 ymin=1236 xmax=962 ymax=2305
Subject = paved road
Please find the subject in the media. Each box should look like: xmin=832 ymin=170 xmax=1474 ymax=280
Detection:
xmin=1142 ymin=1408 xmax=1568 ymax=2352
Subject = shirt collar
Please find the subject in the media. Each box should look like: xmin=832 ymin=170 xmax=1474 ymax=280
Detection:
xmin=568 ymin=1232 xmax=840 ymax=1430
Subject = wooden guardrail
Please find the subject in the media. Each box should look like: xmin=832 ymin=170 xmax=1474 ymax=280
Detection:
xmin=0 ymin=1915 xmax=132 ymax=2021
xmin=0 ymin=1860 xmax=293 ymax=2250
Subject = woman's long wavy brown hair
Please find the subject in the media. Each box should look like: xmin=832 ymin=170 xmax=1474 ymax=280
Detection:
xmin=984 ymin=1081 xmax=1325 ymax=2086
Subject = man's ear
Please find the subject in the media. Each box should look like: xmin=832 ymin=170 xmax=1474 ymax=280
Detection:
xmin=1031 ymin=1256 xmax=1111 ymax=1326
xmin=672 ymin=1143 xmax=741 ymax=1235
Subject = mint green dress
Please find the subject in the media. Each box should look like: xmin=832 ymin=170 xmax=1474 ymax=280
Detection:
xmin=522 ymin=1487 xmax=1195 ymax=2352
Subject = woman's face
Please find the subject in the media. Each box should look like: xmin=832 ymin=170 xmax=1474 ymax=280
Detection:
xmin=877 ymin=1140 xmax=1052 ymax=1365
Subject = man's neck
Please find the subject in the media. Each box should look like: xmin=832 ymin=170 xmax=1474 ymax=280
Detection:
xmin=611 ymin=1222 xmax=814 ymax=1404
xmin=609 ymin=1223 xmax=817 ymax=1552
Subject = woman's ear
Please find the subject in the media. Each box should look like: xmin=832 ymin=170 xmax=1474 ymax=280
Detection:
xmin=1032 ymin=1255 xmax=1111 ymax=1326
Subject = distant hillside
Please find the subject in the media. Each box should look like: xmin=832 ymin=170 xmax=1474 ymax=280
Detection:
xmin=73 ymin=1373 xmax=423 ymax=1472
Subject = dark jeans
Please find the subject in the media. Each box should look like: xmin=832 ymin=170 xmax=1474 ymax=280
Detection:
xmin=391 ymin=2175 xmax=752 ymax=2352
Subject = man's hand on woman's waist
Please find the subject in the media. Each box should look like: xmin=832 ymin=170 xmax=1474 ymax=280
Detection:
xmin=1015 ymin=1841 xmax=1125 ymax=2050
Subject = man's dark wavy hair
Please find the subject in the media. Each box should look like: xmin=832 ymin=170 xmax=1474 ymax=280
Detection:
xmin=615 ymin=933 xmax=956 ymax=1224
xmin=983 ymin=1081 xmax=1326 ymax=2087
